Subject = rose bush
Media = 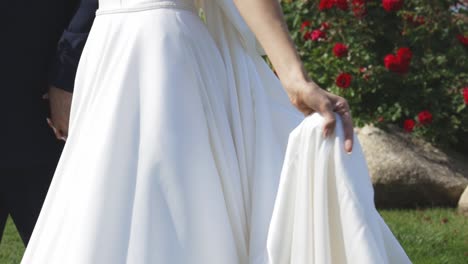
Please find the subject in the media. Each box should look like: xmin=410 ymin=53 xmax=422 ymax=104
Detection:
xmin=281 ymin=0 xmax=468 ymax=150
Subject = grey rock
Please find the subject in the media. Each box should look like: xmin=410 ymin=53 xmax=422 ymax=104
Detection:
xmin=457 ymin=186 xmax=468 ymax=216
xmin=356 ymin=125 xmax=468 ymax=208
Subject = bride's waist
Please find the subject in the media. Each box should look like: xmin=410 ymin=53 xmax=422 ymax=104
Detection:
xmin=97 ymin=0 xmax=196 ymax=15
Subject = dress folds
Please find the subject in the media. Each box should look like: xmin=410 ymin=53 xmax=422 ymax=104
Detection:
xmin=22 ymin=1 xmax=411 ymax=263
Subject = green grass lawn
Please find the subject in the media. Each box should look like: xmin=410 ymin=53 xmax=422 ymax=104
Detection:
xmin=380 ymin=208 xmax=467 ymax=264
xmin=0 ymin=218 xmax=24 ymax=264
xmin=0 ymin=208 xmax=466 ymax=264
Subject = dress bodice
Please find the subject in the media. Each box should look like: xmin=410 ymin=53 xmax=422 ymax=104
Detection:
xmin=98 ymin=0 xmax=195 ymax=13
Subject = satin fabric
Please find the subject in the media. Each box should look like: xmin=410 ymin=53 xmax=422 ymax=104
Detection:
xmin=23 ymin=4 xmax=249 ymax=264
xmin=267 ymin=114 xmax=411 ymax=264
xmin=198 ymin=3 xmax=409 ymax=263
xmin=22 ymin=0 xmax=411 ymax=263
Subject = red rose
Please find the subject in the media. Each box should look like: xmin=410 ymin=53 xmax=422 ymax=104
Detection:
xmin=384 ymin=47 xmax=412 ymax=74
xmin=352 ymin=0 xmax=367 ymax=18
xmin=300 ymin=21 xmax=311 ymax=32
xmin=336 ymin=73 xmax=352 ymax=89
xmin=384 ymin=54 xmax=400 ymax=71
xmin=463 ymin=87 xmax=468 ymax=105
xmin=417 ymin=110 xmax=433 ymax=125
xmin=397 ymin=47 xmax=412 ymax=64
xmin=403 ymin=119 xmax=415 ymax=132
xmin=457 ymin=35 xmax=468 ymax=46
xmin=303 ymin=31 xmax=314 ymax=41
xmin=333 ymin=43 xmax=349 ymax=58
xmin=319 ymin=0 xmax=349 ymax=11
xmin=319 ymin=0 xmax=334 ymax=10
xmin=382 ymin=0 xmax=404 ymax=12
xmin=311 ymin=29 xmax=326 ymax=41
xmin=335 ymin=0 xmax=349 ymax=11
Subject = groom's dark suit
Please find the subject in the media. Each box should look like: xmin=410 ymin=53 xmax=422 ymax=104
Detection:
xmin=0 ymin=0 xmax=98 ymax=245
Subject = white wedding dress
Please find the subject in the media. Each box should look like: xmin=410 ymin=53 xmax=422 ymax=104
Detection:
xmin=21 ymin=0 xmax=411 ymax=263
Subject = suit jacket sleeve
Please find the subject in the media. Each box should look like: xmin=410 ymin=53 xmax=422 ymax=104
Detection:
xmin=49 ymin=0 xmax=98 ymax=93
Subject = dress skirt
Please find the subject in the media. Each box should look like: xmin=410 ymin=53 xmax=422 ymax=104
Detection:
xmin=21 ymin=1 xmax=411 ymax=263
xmin=23 ymin=5 xmax=264 ymax=264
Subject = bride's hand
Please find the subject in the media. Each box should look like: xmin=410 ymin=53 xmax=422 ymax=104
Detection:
xmin=287 ymin=81 xmax=354 ymax=153
xmin=231 ymin=0 xmax=354 ymax=152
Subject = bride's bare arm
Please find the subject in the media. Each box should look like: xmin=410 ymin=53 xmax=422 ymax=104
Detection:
xmin=233 ymin=0 xmax=354 ymax=153
xmin=233 ymin=0 xmax=308 ymax=92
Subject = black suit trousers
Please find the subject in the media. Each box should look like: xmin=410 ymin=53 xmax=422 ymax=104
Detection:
xmin=0 ymin=163 xmax=57 ymax=245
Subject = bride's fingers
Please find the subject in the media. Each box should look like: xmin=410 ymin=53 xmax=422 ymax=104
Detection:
xmin=329 ymin=95 xmax=354 ymax=151
xmin=334 ymin=106 xmax=347 ymax=115
xmin=334 ymin=101 xmax=347 ymax=113
xmin=320 ymin=102 xmax=336 ymax=138
xmin=340 ymin=111 xmax=354 ymax=153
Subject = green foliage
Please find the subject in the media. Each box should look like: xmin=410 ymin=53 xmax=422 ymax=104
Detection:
xmin=282 ymin=0 xmax=468 ymax=149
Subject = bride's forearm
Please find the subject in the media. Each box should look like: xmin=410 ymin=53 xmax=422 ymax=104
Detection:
xmin=233 ymin=0 xmax=316 ymax=93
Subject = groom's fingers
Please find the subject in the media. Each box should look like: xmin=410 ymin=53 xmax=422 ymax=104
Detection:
xmin=48 ymin=86 xmax=72 ymax=141
xmin=47 ymin=118 xmax=65 ymax=141
xmin=57 ymin=128 xmax=68 ymax=141
xmin=46 ymin=118 xmax=56 ymax=132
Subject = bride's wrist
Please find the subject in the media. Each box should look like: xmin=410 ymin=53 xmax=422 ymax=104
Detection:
xmin=276 ymin=63 xmax=320 ymax=92
xmin=280 ymin=73 xmax=306 ymax=93
xmin=280 ymin=72 xmax=319 ymax=98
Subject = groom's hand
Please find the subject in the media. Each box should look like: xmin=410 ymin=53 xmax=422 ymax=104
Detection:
xmin=46 ymin=86 xmax=72 ymax=141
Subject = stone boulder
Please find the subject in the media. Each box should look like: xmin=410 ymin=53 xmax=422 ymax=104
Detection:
xmin=458 ymin=187 xmax=468 ymax=216
xmin=355 ymin=125 xmax=468 ymax=208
